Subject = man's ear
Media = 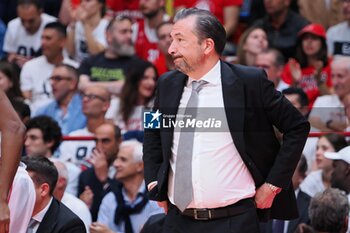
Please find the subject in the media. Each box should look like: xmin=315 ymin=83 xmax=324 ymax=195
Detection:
xmin=203 ymin=38 xmax=215 ymax=55
xmin=40 ymin=183 xmax=51 ymax=198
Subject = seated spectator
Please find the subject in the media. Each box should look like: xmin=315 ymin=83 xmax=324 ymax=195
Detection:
xmin=253 ymin=0 xmax=309 ymax=59
xmin=106 ymin=60 xmax=157 ymax=132
xmin=78 ymin=16 xmax=143 ymax=96
xmin=326 ymin=0 xmax=350 ymax=57
xmin=25 ymin=115 xmax=81 ymax=195
xmin=282 ymin=87 xmax=310 ymax=117
xmin=20 ymin=22 xmax=77 ymax=114
xmin=132 ymin=0 xmax=170 ymax=63
xmin=281 ymin=24 xmax=332 ymax=108
xmin=255 ymin=48 xmax=288 ymax=91
xmin=154 ymin=21 xmax=175 ymax=75
xmin=325 ymin=145 xmax=350 ymax=200
xmin=35 ymin=64 xmax=86 ymax=134
xmin=78 ymin=123 xmax=122 ymax=221
xmin=298 ymin=0 xmax=343 ymax=30
xmin=173 ymin=0 xmax=242 ymax=41
xmin=66 ymin=0 xmax=109 ymax=63
xmin=300 ymin=133 xmax=347 ymax=197
xmin=53 ymin=160 xmax=92 ymax=233
xmin=236 ymin=26 xmax=269 ymax=66
xmin=59 ymin=86 xmax=111 ymax=167
xmin=308 ymin=188 xmax=349 ymax=233
xmin=23 ymin=156 xmax=86 ymax=233
xmin=0 ymin=61 xmax=23 ymax=101
xmin=94 ymin=140 xmax=163 ymax=233
xmin=308 ymin=57 xmax=350 ymax=132
xmin=3 ymin=0 xmax=56 ymax=68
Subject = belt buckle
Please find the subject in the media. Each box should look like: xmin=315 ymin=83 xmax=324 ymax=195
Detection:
xmin=193 ymin=208 xmax=212 ymax=220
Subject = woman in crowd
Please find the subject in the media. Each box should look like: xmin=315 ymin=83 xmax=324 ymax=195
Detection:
xmin=66 ymin=0 xmax=109 ymax=62
xmin=300 ymin=133 xmax=347 ymax=197
xmin=106 ymin=60 xmax=157 ymax=132
xmin=235 ymin=26 xmax=268 ymax=66
xmin=281 ymin=23 xmax=332 ymax=108
xmin=0 ymin=61 xmax=23 ymax=101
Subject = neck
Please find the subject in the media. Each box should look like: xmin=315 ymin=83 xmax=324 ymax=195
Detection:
xmin=46 ymin=53 xmax=64 ymax=66
xmin=146 ymin=11 xmax=164 ymax=29
xmin=188 ymin=56 xmax=219 ymax=80
xmin=245 ymin=52 xmax=257 ymax=66
xmin=307 ymin=57 xmax=320 ymax=67
xmin=105 ymin=48 xmax=118 ymax=59
xmin=269 ymin=9 xmax=288 ymax=29
xmin=137 ymin=95 xmax=146 ymax=105
xmin=86 ymin=13 xmax=101 ymax=28
xmin=122 ymin=175 xmax=144 ymax=202
xmin=86 ymin=116 xmax=106 ymax=133
xmin=53 ymin=189 xmax=64 ymax=201
xmin=165 ymin=55 xmax=175 ymax=70
xmin=322 ymin=168 xmax=333 ymax=187
xmin=32 ymin=196 xmax=51 ymax=216
xmin=58 ymin=92 xmax=75 ymax=113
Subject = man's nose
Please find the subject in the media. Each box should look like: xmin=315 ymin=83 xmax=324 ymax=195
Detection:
xmin=168 ymin=41 xmax=176 ymax=55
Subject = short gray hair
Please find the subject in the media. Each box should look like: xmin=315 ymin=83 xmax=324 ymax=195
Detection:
xmin=119 ymin=140 xmax=143 ymax=162
xmin=174 ymin=8 xmax=226 ymax=55
xmin=309 ymin=188 xmax=349 ymax=233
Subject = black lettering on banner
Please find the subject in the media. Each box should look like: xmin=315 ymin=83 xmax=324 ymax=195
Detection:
xmin=76 ymin=146 xmax=88 ymax=160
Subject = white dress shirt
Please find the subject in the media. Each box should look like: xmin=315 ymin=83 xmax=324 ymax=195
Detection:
xmin=168 ymin=61 xmax=256 ymax=209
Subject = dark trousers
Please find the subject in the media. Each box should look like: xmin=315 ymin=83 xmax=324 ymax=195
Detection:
xmin=162 ymin=199 xmax=260 ymax=233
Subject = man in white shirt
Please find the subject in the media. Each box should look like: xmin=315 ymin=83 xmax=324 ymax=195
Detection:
xmin=326 ymin=0 xmax=350 ymax=56
xmin=3 ymin=0 xmax=56 ymax=68
xmin=20 ymin=21 xmax=77 ymax=114
xmin=143 ymin=8 xmax=309 ymax=233
xmin=304 ymin=57 xmax=350 ymax=171
xmin=24 ymin=156 xmax=86 ymax=233
xmin=59 ymin=86 xmax=111 ymax=167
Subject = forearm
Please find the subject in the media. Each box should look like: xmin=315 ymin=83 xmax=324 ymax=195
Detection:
xmin=223 ymin=6 xmax=240 ymax=38
xmin=0 ymin=124 xmax=25 ymax=201
xmin=84 ymin=24 xmax=105 ymax=55
xmin=309 ymin=116 xmax=332 ymax=132
xmin=66 ymin=26 xmax=76 ymax=57
xmin=79 ymin=79 xmax=124 ymax=95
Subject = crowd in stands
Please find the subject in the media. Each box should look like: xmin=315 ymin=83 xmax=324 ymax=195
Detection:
xmin=1 ymin=0 xmax=350 ymax=232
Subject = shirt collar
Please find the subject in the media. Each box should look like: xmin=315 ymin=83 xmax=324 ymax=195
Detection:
xmin=187 ymin=60 xmax=221 ymax=86
xmin=32 ymin=197 xmax=53 ymax=223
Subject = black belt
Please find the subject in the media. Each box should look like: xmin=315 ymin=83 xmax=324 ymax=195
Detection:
xmin=173 ymin=198 xmax=255 ymax=221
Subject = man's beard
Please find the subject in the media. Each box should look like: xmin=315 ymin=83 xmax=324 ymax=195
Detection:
xmin=111 ymin=39 xmax=135 ymax=57
xmin=143 ymin=8 xmax=160 ymax=19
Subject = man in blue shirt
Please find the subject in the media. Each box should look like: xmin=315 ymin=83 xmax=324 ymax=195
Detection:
xmin=35 ymin=64 xmax=86 ymax=135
